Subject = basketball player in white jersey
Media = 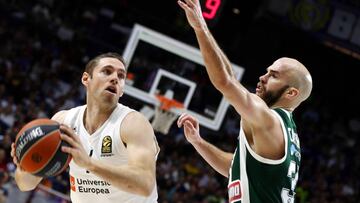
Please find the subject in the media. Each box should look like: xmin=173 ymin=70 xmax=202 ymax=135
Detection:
xmin=178 ymin=0 xmax=312 ymax=202
xmin=11 ymin=52 xmax=159 ymax=202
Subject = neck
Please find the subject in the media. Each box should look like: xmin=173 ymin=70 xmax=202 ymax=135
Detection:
xmin=84 ymin=99 xmax=117 ymax=135
xmin=271 ymin=103 xmax=294 ymax=112
xmin=281 ymin=107 xmax=294 ymax=112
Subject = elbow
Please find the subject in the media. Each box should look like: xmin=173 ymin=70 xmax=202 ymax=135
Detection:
xmin=138 ymin=182 xmax=155 ymax=197
xmin=212 ymin=76 xmax=236 ymax=91
xmin=213 ymin=76 xmax=236 ymax=91
xmin=15 ymin=176 xmax=37 ymax=192
xmin=17 ymin=183 xmax=37 ymax=192
xmin=136 ymin=176 xmax=155 ymax=197
xmin=140 ymin=189 xmax=153 ymax=197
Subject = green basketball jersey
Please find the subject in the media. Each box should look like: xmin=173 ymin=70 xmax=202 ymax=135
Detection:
xmin=228 ymin=108 xmax=301 ymax=203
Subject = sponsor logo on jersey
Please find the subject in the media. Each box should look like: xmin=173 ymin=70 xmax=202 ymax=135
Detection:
xmin=70 ymin=175 xmax=111 ymax=194
xmin=101 ymin=136 xmax=113 ymax=156
xmin=70 ymin=175 xmax=76 ymax=191
xmin=228 ymin=180 xmax=242 ymax=203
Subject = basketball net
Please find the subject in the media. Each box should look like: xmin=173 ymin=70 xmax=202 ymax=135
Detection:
xmin=151 ymin=91 xmax=183 ymax=134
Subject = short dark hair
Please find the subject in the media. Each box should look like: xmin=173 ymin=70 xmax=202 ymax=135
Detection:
xmin=85 ymin=52 xmax=126 ymax=76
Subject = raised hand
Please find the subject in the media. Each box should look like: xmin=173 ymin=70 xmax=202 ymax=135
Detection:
xmin=177 ymin=0 xmax=207 ymax=31
xmin=177 ymin=113 xmax=202 ymax=145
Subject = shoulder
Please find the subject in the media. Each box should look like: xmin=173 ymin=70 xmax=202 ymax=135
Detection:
xmin=246 ymin=103 xmax=280 ymax=130
xmin=52 ymin=105 xmax=86 ymax=124
xmin=120 ymin=111 xmax=154 ymax=143
xmin=122 ymin=111 xmax=152 ymax=131
xmin=51 ymin=110 xmax=69 ymax=124
xmin=242 ymin=108 xmax=281 ymax=137
xmin=243 ymin=93 xmax=278 ymax=126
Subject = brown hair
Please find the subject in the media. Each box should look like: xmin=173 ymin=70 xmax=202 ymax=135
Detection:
xmin=85 ymin=52 xmax=126 ymax=76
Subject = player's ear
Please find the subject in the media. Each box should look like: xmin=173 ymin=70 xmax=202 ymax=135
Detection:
xmin=285 ymin=87 xmax=299 ymax=100
xmin=82 ymin=72 xmax=90 ymax=87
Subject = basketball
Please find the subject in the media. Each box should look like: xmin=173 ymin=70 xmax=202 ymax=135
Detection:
xmin=15 ymin=119 xmax=72 ymax=177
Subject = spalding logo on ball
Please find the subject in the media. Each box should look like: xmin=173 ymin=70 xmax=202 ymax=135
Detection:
xmin=15 ymin=119 xmax=72 ymax=177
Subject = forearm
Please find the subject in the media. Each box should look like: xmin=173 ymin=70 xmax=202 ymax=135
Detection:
xmin=192 ymin=138 xmax=233 ymax=177
xmin=194 ymin=27 xmax=235 ymax=87
xmin=87 ymin=160 xmax=155 ymax=196
xmin=194 ymin=26 xmax=255 ymax=118
xmin=15 ymin=169 xmax=42 ymax=191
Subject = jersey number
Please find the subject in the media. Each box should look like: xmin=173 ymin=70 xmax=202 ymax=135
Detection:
xmin=281 ymin=161 xmax=299 ymax=203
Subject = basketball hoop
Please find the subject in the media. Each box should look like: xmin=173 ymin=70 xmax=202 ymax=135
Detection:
xmin=151 ymin=94 xmax=184 ymax=134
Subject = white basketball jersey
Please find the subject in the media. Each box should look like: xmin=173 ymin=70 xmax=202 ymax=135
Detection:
xmin=63 ymin=104 xmax=158 ymax=203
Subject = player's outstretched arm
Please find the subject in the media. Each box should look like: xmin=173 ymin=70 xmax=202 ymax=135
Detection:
xmin=178 ymin=0 xmax=274 ymax=126
xmin=60 ymin=111 xmax=158 ymax=196
xmin=177 ymin=113 xmax=233 ymax=177
xmin=178 ymin=0 xmax=235 ymax=85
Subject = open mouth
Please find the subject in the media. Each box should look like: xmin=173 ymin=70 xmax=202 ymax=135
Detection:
xmin=105 ymin=86 xmax=117 ymax=94
xmin=256 ymin=83 xmax=264 ymax=92
xmin=256 ymin=85 xmax=263 ymax=93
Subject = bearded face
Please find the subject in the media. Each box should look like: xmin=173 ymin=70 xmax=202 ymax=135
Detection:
xmin=257 ymin=84 xmax=289 ymax=107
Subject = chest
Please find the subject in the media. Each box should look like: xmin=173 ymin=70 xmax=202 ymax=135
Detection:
xmin=69 ymin=125 xmax=128 ymax=173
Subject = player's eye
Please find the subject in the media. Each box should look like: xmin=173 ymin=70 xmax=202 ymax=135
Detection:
xmin=118 ymin=73 xmax=125 ymax=79
xmin=103 ymin=68 xmax=111 ymax=75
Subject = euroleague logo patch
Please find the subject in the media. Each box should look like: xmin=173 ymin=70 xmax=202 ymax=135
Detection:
xmin=101 ymin=136 xmax=112 ymax=156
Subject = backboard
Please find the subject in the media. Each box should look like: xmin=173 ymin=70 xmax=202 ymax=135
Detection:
xmin=122 ymin=24 xmax=245 ymax=131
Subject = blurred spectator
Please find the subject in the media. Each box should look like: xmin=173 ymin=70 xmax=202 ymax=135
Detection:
xmin=0 ymin=169 xmax=9 ymax=203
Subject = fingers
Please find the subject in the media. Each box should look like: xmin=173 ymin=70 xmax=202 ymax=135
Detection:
xmin=184 ymin=120 xmax=196 ymax=133
xmin=177 ymin=113 xmax=199 ymax=128
xmin=177 ymin=113 xmax=190 ymax=127
xmin=59 ymin=124 xmax=74 ymax=136
xmin=177 ymin=0 xmax=190 ymax=10
xmin=184 ymin=0 xmax=196 ymax=8
xmin=59 ymin=125 xmax=87 ymax=167
xmin=178 ymin=0 xmax=197 ymax=11
xmin=177 ymin=113 xmax=188 ymax=127
xmin=61 ymin=146 xmax=74 ymax=155
xmin=177 ymin=113 xmax=185 ymax=127
xmin=60 ymin=125 xmax=81 ymax=143
xmin=59 ymin=125 xmax=82 ymax=151
xmin=60 ymin=133 xmax=79 ymax=150
xmin=13 ymin=155 xmax=19 ymax=166
xmin=10 ymin=143 xmax=19 ymax=165
xmin=10 ymin=143 xmax=15 ymax=157
xmin=10 ymin=143 xmax=19 ymax=167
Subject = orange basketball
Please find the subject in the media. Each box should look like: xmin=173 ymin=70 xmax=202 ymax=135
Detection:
xmin=15 ymin=119 xmax=72 ymax=177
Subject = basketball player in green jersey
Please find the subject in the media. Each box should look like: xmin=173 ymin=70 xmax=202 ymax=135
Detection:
xmin=177 ymin=0 xmax=312 ymax=202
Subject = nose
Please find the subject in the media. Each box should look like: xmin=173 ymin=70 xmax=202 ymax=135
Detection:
xmin=110 ymin=73 xmax=118 ymax=84
xmin=259 ymin=74 xmax=267 ymax=83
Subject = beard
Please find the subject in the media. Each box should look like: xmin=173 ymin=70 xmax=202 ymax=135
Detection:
xmin=261 ymin=85 xmax=289 ymax=107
